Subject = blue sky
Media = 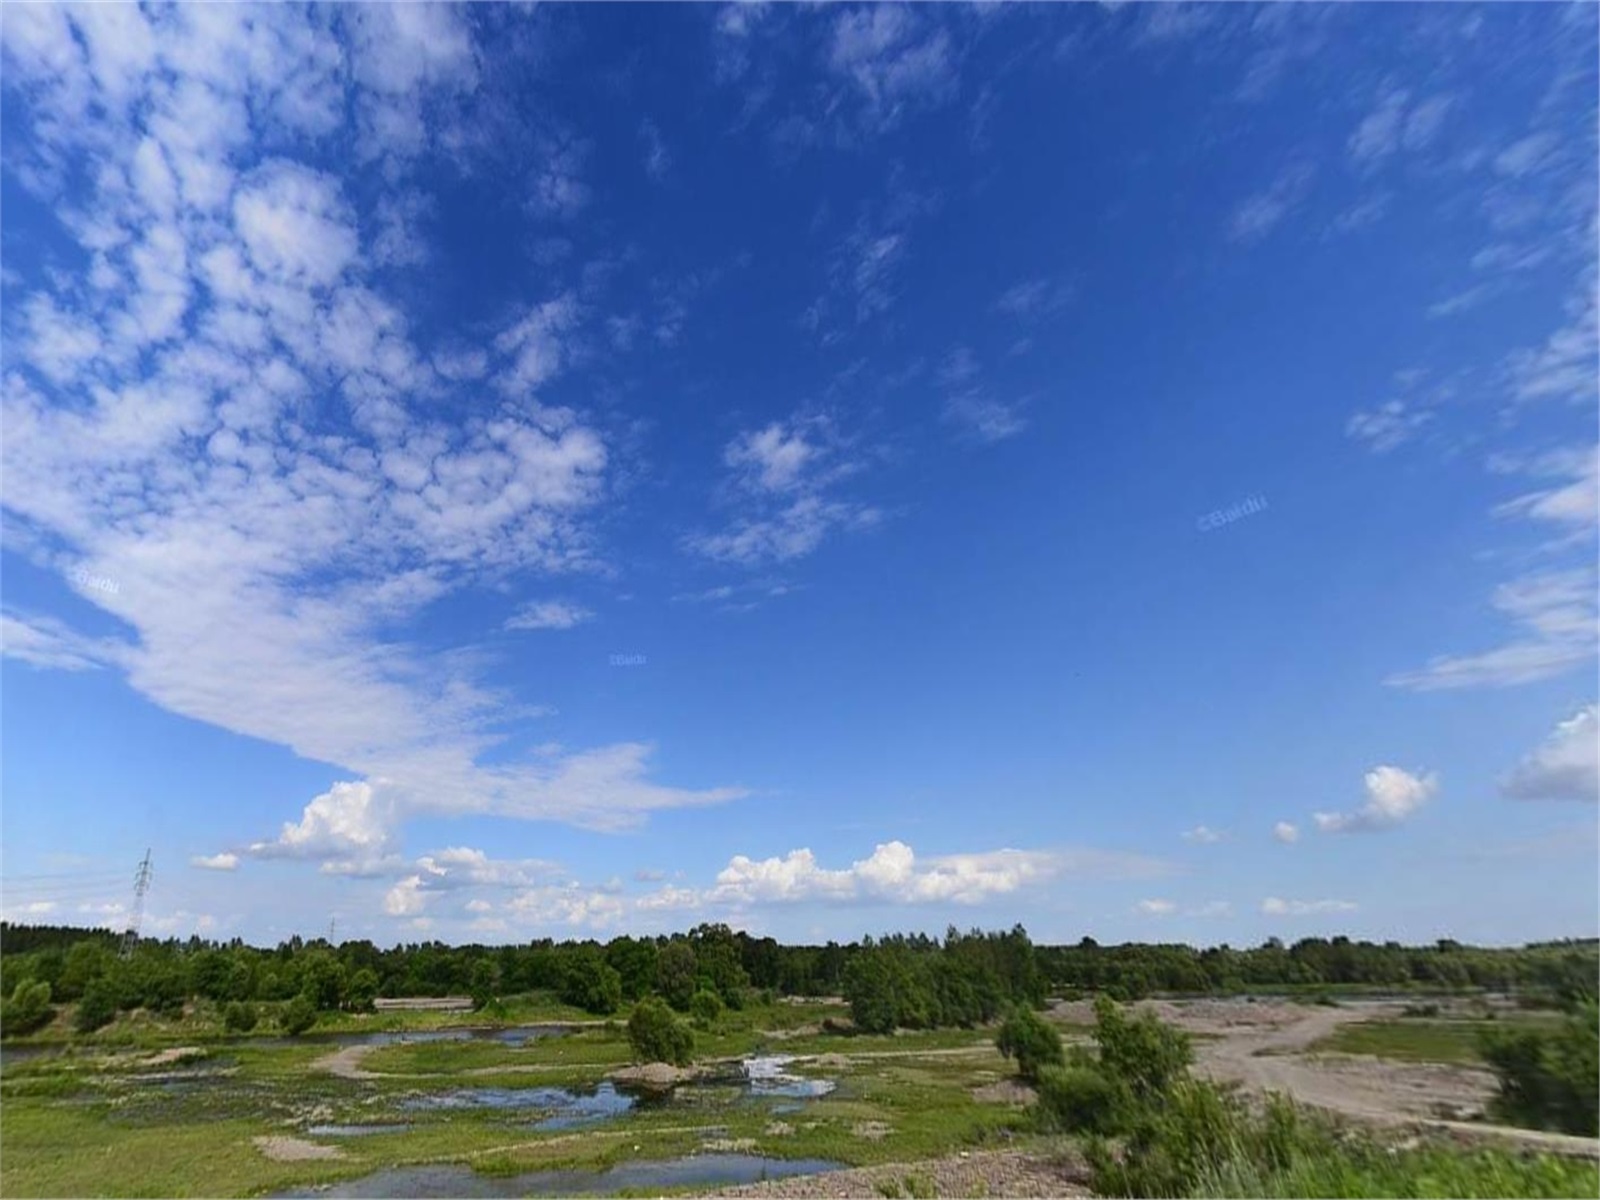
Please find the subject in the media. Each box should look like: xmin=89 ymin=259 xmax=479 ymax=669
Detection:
xmin=1 ymin=3 xmax=1595 ymax=949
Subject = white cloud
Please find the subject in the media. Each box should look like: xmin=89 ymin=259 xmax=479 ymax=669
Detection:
xmin=191 ymin=852 xmax=239 ymax=871
xmin=697 ymin=840 xmax=1163 ymax=908
xmin=725 ymin=423 xmax=819 ymax=494
xmin=1261 ymin=897 xmax=1357 ymax=916
xmin=1347 ymin=88 xmax=1452 ymax=165
xmin=1313 ymin=766 xmax=1438 ymax=834
xmin=825 ymin=6 xmax=954 ymax=132
xmin=1135 ymin=898 xmax=1176 ymax=916
xmin=1181 ymin=825 xmax=1222 ymax=845
xmin=505 ymin=600 xmax=593 ymax=631
xmin=1387 ymin=568 xmax=1597 ymax=690
xmin=690 ymin=417 xmax=879 ymax=566
xmin=384 ymin=874 xmax=427 ymax=916
xmin=1229 ymin=162 xmax=1315 ymax=243
xmin=1346 ymin=399 xmax=1431 ymax=453
xmin=0 ymin=613 xmax=115 ymax=672
xmin=942 ymin=392 xmax=1027 ymax=444
xmin=1502 ymin=705 xmax=1599 ymax=803
xmin=0 ymin=4 xmax=745 ymax=876
xmin=1272 ymin=821 xmax=1300 ymax=845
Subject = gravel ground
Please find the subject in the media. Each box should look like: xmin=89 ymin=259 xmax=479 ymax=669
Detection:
xmin=709 ymin=1149 xmax=1091 ymax=1198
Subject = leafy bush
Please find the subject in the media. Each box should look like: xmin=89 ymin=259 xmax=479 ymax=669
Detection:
xmin=1092 ymin=994 xmax=1192 ymax=1104
xmin=74 ymin=979 xmax=118 ymax=1034
xmin=280 ymin=993 xmax=317 ymax=1036
xmin=1035 ymin=1063 xmax=1120 ymax=1133
xmin=222 ymin=1000 xmax=259 ymax=1033
xmin=627 ymin=996 xmax=694 ymax=1065
xmin=995 ymin=1004 xmax=1064 ymax=1083
xmin=1482 ymin=999 xmax=1598 ymax=1136
xmin=1 ymin=980 xmax=54 ymax=1037
xmin=690 ymin=987 xmax=725 ymax=1030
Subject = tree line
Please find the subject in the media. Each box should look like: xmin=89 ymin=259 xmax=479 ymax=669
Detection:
xmin=1 ymin=921 xmax=1593 ymax=1039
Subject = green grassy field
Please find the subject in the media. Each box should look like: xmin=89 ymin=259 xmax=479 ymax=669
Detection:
xmin=1309 ymin=1015 xmax=1564 ymax=1065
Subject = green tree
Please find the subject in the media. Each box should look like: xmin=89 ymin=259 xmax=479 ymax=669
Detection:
xmin=469 ymin=960 xmax=497 ymax=1011
xmin=1092 ymin=994 xmax=1192 ymax=1105
xmin=346 ymin=968 xmax=380 ymax=1012
xmin=689 ymin=987 xmax=725 ymax=1030
xmin=606 ymin=936 xmax=661 ymax=1002
xmin=280 ymin=993 xmax=318 ymax=1036
xmin=1 ymin=980 xmax=54 ymax=1037
xmin=74 ymin=979 xmax=118 ymax=1034
xmin=1482 ymin=999 xmax=1599 ymax=1136
xmin=561 ymin=949 xmax=623 ymax=1015
xmin=627 ymin=996 xmax=694 ymax=1065
xmin=222 ymin=1000 xmax=259 ymax=1034
xmin=657 ymin=941 xmax=698 ymax=1011
xmin=995 ymin=1004 xmax=1065 ymax=1083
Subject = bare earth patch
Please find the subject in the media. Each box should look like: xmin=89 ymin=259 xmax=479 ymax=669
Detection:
xmin=252 ymin=1136 xmax=344 ymax=1162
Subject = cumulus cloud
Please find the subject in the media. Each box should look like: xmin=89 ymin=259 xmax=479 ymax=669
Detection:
xmin=1313 ymin=766 xmax=1438 ymax=834
xmin=1272 ymin=821 xmax=1300 ymax=844
xmin=1502 ymin=705 xmax=1599 ymax=803
xmin=692 ymin=840 xmax=1163 ymax=908
xmin=1181 ymin=825 xmax=1223 ymax=845
xmin=191 ymin=852 xmax=239 ymax=871
xmin=1261 ymin=897 xmax=1357 ymax=916
xmin=1135 ymin=898 xmax=1177 ymax=916
xmin=1314 ymin=766 xmax=1438 ymax=834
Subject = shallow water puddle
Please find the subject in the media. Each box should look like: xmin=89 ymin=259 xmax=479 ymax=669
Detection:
xmin=399 ymin=1080 xmax=637 ymax=1129
xmin=741 ymin=1055 xmax=838 ymax=1099
xmin=272 ymin=1153 xmax=842 ymax=1198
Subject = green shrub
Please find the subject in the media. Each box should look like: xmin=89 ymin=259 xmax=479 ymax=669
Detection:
xmin=1092 ymin=993 xmax=1192 ymax=1104
xmin=1482 ymin=999 xmax=1598 ymax=1135
xmin=627 ymin=996 xmax=694 ymax=1065
xmin=1035 ymin=1064 xmax=1121 ymax=1133
xmin=222 ymin=1000 xmax=259 ymax=1034
xmin=73 ymin=979 xmax=118 ymax=1034
xmin=280 ymin=993 xmax=317 ymax=1036
xmin=690 ymin=987 xmax=725 ymax=1030
xmin=1 ymin=980 xmax=54 ymax=1037
xmin=995 ymin=1004 xmax=1064 ymax=1083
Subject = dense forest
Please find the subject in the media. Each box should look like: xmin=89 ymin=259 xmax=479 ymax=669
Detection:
xmin=2 ymin=921 xmax=1595 ymax=1039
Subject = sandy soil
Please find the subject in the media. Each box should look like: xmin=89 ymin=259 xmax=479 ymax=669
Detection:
xmin=252 ymin=1135 xmax=345 ymax=1162
xmin=711 ymin=1148 xmax=1090 ymax=1198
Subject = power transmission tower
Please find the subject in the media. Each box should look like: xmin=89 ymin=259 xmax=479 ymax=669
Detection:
xmin=328 ymin=916 xmax=337 ymax=945
xmin=119 ymin=850 xmax=152 ymax=958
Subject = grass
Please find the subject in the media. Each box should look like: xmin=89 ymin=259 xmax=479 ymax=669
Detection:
xmin=1309 ymin=1015 xmax=1564 ymax=1065
xmin=1190 ymin=1138 xmax=1600 ymax=1198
